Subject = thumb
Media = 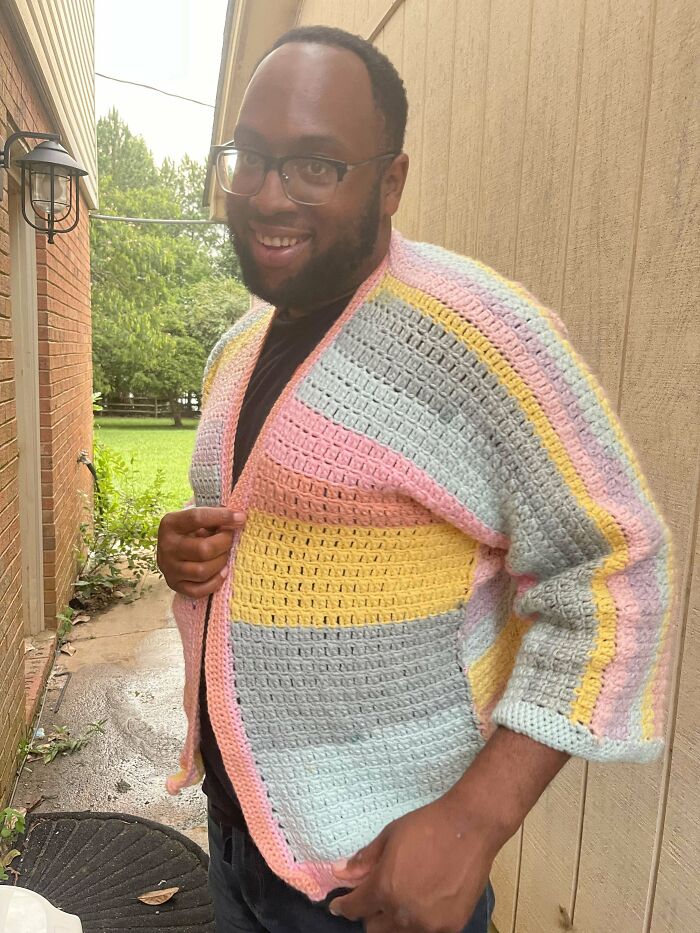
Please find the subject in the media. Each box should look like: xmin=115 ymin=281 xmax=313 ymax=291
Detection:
xmin=332 ymin=830 xmax=387 ymax=882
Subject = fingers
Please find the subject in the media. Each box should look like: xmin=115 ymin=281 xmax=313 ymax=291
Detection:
xmin=333 ymin=830 xmax=387 ymax=885
xmin=329 ymin=879 xmax=380 ymax=923
xmin=157 ymin=509 xmax=244 ymax=596
xmin=174 ymin=570 xmax=230 ymax=600
xmin=166 ymin=507 xmax=246 ymax=534
xmin=174 ymin=531 xmax=235 ymax=562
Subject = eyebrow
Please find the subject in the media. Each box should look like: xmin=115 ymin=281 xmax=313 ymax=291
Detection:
xmin=232 ymin=126 xmax=346 ymax=154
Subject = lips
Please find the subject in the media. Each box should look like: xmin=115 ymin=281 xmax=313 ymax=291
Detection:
xmin=248 ymin=226 xmax=312 ymax=269
xmin=254 ymin=231 xmax=304 ymax=248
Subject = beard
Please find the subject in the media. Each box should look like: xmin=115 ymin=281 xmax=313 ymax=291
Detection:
xmin=229 ymin=178 xmax=382 ymax=310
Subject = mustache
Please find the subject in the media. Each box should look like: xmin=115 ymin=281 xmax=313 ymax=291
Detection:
xmin=225 ymin=201 xmax=302 ymax=231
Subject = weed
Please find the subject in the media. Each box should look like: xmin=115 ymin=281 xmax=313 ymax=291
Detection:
xmin=18 ymin=721 xmax=107 ymax=765
xmin=56 ymin=607 xmax=75 ymax=645
xmin=0 ymin=808 xmax=26 ymax=881
xmin=75 ymin=441 xmax=165 ymax=608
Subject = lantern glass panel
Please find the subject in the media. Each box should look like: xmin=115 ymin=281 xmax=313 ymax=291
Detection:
xmin=30 ymin=168 xmax=70 ymax=214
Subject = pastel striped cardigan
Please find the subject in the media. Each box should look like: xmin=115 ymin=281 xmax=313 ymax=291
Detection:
xmin=167 ymin=230 xmax=673 ymax=900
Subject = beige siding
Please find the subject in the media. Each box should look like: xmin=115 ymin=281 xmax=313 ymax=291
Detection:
xmin=8 ymin=0 xmax=97 ymax=207
xmin=293 ymin=1 xmax=699 ymax=931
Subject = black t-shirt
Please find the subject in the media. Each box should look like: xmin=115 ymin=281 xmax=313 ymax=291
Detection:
xmin=200 ymin=296 xmax=349 ymax=829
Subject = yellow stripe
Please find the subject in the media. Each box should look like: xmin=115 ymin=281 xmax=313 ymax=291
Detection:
xmin=385 ymin=275 xmax=626 ymax=727
xmin=203 ymin=313 xmax=272 ymax=404
xmin=469 ymin=260 xmax=674 ymax=738
xmin=230 ymin=509 xmax=479 ymax=627
xmin=471 ymin=258 xmax=656 ymax=507
xmin=468 ymin=613 xmax=532 ymax=711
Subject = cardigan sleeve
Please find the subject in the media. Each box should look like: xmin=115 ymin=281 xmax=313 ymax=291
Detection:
xmin=478 ymin=277 xmax=674 ymax=763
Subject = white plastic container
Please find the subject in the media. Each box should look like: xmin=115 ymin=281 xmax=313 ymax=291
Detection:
xmin=0 ymin=887 xmax=82 ymax=932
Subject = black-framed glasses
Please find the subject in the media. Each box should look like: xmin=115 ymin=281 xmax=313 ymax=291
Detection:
xmin=211 ymin=145 xmax=399 ymax=205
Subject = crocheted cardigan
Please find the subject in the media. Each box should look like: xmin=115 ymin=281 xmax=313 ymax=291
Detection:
xmin=167 ymin=230 xmax=673 ymax=900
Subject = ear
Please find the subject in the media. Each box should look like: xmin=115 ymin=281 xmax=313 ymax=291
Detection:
xmin=382 ymin=152 xmax=409 ymax=217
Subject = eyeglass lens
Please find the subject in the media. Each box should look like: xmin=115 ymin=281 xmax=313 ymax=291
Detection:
xmin=217 ymin=150 xmax=338 ymax=205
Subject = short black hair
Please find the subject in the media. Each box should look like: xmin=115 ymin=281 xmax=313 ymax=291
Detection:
xmin=264 ymin=25 xmax=408 ymax=152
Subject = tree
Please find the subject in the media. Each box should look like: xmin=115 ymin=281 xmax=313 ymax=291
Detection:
xmin=91 ymin=111 xmax=246 ymax=423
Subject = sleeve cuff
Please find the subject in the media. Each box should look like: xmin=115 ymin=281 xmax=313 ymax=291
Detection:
xmin=491 ymin=698 xmax=663 ymax=763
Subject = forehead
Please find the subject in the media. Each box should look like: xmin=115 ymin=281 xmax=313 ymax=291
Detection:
xmin=236 ymin=42 xmax=384 ymax=156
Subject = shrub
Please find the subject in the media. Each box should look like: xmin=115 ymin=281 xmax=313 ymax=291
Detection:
xmin=76 ymin=441 xmax=165 ymax=607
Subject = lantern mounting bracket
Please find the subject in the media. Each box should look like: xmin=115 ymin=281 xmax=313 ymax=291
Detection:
xmin=0 ymin=130 xmax=88 ymax=243
xmin=0 ymin=131 xmax=61 ymax=192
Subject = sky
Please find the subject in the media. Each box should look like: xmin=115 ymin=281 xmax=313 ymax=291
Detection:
xmin=95 ymin=0 xmax=230 ymax=167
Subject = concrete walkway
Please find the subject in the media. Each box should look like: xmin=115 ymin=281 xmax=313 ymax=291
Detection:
xmin=15 ymin=577 xmax=208 ymax=853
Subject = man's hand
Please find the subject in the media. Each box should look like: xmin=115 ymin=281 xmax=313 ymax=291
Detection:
xmin=330 ymin=728 xmax=570 ymax=932
xmin=157 ymin=507 xmax=246 ymax=599
xmin=329 ymin=791 xmax=499 ymax=933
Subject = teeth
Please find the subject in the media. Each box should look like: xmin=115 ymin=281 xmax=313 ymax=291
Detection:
xmin=255 ymin=232 xmax=301 ymax=248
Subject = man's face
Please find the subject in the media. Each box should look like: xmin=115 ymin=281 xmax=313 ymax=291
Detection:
xmin=226 ymin=42 xmax=405 ymax=311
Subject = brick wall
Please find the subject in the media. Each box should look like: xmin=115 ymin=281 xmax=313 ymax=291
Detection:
xmin=0 ymin=8 xmax=93 ymax=803
xmin=37 ymin=211 xmax=93 ymax=627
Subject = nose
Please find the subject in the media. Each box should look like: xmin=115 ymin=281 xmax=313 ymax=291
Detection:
xmin=249 ymin=166 xmax=295 ymax=215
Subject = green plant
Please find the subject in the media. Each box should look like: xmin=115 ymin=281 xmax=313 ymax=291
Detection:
xmin=76 ymin=440 xmax=165 ymax=607
xmin=18 ymin=721 xmax=107 ymax=765
xmin=0 ymin=807 xmax=26 ymax=881
xmin=56 ymin=606 xmax=75 ymax=644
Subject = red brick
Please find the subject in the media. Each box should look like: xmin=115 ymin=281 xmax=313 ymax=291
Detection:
xmin=0 ymin=6 xmax=93 ymax=804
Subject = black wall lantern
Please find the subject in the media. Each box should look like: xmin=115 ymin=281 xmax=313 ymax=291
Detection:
xmin=0 ymin=131 xmax=88 ymax=244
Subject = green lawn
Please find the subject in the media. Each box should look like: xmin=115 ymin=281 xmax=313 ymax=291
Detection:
xmin=95 ymin=417 xmax=198 ymax=512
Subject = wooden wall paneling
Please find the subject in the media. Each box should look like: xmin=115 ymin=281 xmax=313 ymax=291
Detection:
xmin=512 ymin=0 xmax=586 ymax=306
xmin=418 ymin=0 xmax=457 ymax=242
xmin=507 ymin=4 xmax=588 ymax=931
xmin=296 ymin=1 xmax=317 ymax=26
xmin=368 ymin=0 xmax=390 ymax=28
xmin=491 ymin=833 xmax=521 ymax=933
xmin=298 ymin=0 xmax=345 ymax=31
xmin=514 ymin=761 xmax=587 ymax=933
xmin=380 ymin=0 xmax=408 ymax=232
xmin=443 ymin=0 xmax=490 ymax=256
xmin=651 ymin=497 xmax=700 ymax=931
xmin=559 ymin=0 xmax=656 ymax=392
xmin=380 ymin=1 xmax=404 ymax=71
xmin=474 ymin=5 xmax=537 ymax=931
xmin=397 ymin=0 xmax=429 ymax=238
xmin=573 ymin=0 xmax=700 ymax=929
xmin=475 ymin=0 xmax=533 ymax=277
xmin=353 ymin=0 xmax=372 ymax=36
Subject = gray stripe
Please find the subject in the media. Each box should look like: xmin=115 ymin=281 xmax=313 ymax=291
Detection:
xmin=409 ymin=241 xmax=653 ymax=511
xmin=297 ymin=294 xmax=608 ymax=579
xmin=230 ymin=612 xmax=476 ymax=753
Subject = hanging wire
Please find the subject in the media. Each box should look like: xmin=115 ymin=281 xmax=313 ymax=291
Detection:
xmin=90 ymin=213 xmax=225 ymax=225
xmin=95 ymin=72 xmax=215 ymax=109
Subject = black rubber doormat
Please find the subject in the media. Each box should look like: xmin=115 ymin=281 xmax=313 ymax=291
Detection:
xmin=2 ymin=811 xmax=215 ymax=931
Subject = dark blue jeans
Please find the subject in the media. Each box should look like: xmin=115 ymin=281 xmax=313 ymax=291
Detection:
xmin=207 ymin=813 xmax=495 ymax=932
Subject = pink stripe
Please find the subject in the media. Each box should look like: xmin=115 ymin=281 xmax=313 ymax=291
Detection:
xmin=267 ymin=397 xmax=509 ymax=550
xmin=390 ymin=236 xmax=665 ymax=731
xmin=471 ymin=546 xmax=506 ymax=587
xmin=166 ymin=594 xmax=207 ymax=793
xmin=205 ymin=564 xmax=329 ymax=898
xmin=192 ymin=252 xmax=397 ymax=899
xmin=390 ymin=237 xmax=660 ymax=549
xmin=251 ymin=448 xmax=438 ymax=528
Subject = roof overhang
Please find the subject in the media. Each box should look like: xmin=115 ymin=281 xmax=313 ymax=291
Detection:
xmin=6 ymin=0 xmax=98 ymax=209
xmin=204 ymin=0 xmax=301 ymax=221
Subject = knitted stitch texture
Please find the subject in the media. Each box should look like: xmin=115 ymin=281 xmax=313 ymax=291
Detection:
xmin=167 ymin=231 xmax=673 ymax=901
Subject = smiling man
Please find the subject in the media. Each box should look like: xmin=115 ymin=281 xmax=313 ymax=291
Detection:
xmin=157 ymin=26 xmax=672 ymax=933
